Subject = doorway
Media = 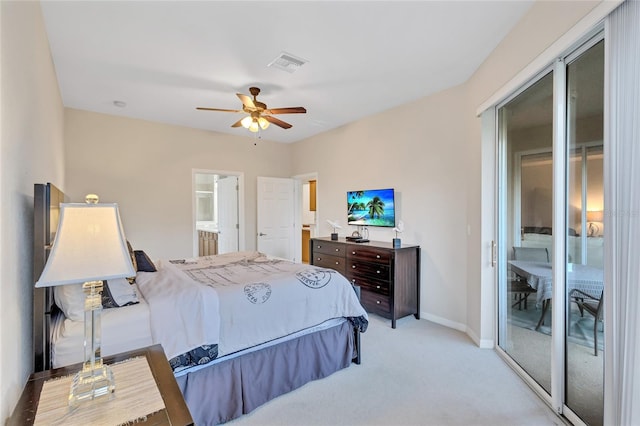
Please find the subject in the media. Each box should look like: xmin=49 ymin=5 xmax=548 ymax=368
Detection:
xmin=298 ymin=174 xmax=318 ymax=264
xmin=193 ymin=170 xmax=244 ymax=257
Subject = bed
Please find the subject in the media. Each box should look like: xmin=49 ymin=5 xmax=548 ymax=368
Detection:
xmin=520 ymin=226 xmax=604 ymax=267
xmin=33 ymin=183 xmax=368 ymax=425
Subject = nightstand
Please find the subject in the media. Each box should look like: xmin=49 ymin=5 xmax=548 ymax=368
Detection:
xmin=8 ymin=344 xmax=193 ymax=425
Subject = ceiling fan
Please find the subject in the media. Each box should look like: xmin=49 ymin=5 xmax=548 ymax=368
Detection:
xmin=196 ymin=87 xmax=306 ymax=132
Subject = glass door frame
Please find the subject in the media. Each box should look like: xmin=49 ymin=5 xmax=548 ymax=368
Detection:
xmin=494 ymin=64 xmax=556 ymax=411
xmin=561 ymin=33 xmax=605 ymax=425
xmin=494 ymin=30 xmax=604 ymax=424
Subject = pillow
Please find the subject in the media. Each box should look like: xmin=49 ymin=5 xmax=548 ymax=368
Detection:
xmin=101 ymin=278 xmax=140 ymax=309
xmin=54 ymin=284 xmax=85 ymax=322
xmin=134 ymin=250 xmax=157 ymax=272
xmin=54 ymin=279 xmax=140 ymax=321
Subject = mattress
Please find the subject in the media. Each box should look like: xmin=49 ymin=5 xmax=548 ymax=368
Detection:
xmin=51 ymin=284 xmax=154 ymax=368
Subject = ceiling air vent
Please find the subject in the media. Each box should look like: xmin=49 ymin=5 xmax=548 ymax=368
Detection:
xmin=268 ymin=52 xmax=307 ymax=73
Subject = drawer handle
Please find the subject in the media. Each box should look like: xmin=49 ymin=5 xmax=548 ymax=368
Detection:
xmin=317 ymin=245 xmax=322 ymax=249
xmin=335 ymin=248 xmax=339 ymax=252
xmin=376 ymin=285 xmax=381 ymax=289
xmin=352 ymin=265 xmax=356 ymax=269
xmin=352 ymin=251 xmax=356 ymax=255
xmin=376 ymin=255 xmax=381 ymax=259
xmin=335 ymin=261 xmax=339 ymax=265
xmin=376 ymin=270 xmax=381 ymax=274
xmin=376 ymin=300 xmax=381 ymax=304
xmin=316 ymin=257 xmax=321 ymax=261
xmin=351 ymin=279 xmax=356 ymax=283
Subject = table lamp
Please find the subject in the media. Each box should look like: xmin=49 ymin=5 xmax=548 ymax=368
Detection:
xmin=35 ymin=195 xmax=135 ymax=407
xmin=586 ymin=210 xmax=604 ymax=236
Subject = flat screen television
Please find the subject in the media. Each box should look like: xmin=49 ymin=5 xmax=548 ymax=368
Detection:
xmin=347 ymin=188 xmax=395 ymax=227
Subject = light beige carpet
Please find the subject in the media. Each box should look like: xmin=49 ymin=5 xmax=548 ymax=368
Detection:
xmin=227 ymin=315 xmax=561 ymax=426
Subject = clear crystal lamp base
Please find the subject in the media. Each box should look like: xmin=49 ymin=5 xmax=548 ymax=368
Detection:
xmin=69 ymin=362 xmax=115 ymax=407
xmin=68 ymin=280 xmax=115 ymax=407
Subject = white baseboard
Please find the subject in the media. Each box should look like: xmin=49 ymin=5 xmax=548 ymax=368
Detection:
xmin=421 ymin=311 xmax=466 ymax=332
xmin=421 ymin=311 xmax=494 ymax=349
xmin=466 ymin=327 xmax=495 ymax=349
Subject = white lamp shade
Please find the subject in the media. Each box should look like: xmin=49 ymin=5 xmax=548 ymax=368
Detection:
xmin=587 ymin=210 xmax=604 ymax=222
xmin=35 ymin=203 xmax=135 ymax=287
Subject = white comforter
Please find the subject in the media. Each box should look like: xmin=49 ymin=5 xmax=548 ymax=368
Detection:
xmin=136 ymin=251 xmax=367 ymax=359
xmin=135 ymin=260 xmax=220 ymax=360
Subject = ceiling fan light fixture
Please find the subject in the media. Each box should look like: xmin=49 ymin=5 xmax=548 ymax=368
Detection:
xmin=248 ymin=120 xmax=260 ymax=133
xmin=241 ymin=116 xmax=253 ymax=129
xmin=197 ymin=86 xmax=305 ymax=134
xmin=258 ymin=117 xmax=270 ymax=130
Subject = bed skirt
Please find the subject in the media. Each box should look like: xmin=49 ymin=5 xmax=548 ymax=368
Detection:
xmin=176 ymin=320 xmax=355 ymax=425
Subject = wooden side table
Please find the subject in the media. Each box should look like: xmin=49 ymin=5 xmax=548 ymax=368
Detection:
xmin=8 ymin=344 xmax=193 ymax=425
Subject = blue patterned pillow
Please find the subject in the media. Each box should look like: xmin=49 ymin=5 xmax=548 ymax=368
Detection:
xmin=134 ymin=250 xmax=157 ymax=272
xmin=101 ymin=278 xmax=139 ymax=309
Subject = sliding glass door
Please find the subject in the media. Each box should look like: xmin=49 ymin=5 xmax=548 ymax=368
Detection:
xmin=496 ymin=36 xmax=604 ymax=425
xmin=565 ymin=39 xmax=604 ymax=426
xmin=497 ymin=71 xmax=554 ymax=395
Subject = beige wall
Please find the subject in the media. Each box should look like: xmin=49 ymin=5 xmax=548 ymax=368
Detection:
xmin=64 ymin=109 xmax=292 ymax=259
xmin=0 ymin=1 xmax=65 ymax=421
xmin=291 ymin=85 xmax=470 ymax=329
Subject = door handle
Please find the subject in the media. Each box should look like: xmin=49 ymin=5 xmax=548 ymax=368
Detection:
xmin=259 ymin=232 xmax=267 ymax=236
xmin=491 ymin=240 xmax=497 ymax=267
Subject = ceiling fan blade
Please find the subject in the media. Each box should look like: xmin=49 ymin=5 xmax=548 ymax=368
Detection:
xmin=196 ymin=107 xmax=243 ymax=113
xmin=264 ymin=107 xmax=307 ymax=114
xmin=264 ymin=107 xmax=307 ymax=115
xmin=264 ymin=115 xmax=292 ymax=129
xmin=237 ymin=93 xmax=255 ymax=109
xmin=231 ymin=118 xmax=244 ymax=128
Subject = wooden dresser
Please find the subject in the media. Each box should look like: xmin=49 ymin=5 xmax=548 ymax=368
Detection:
xmin=310 ymin=237 xmax=420 ymax=328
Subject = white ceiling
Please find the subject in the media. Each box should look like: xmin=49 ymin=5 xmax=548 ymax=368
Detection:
xmin=40 ymin=1 xmax=533 ymax=144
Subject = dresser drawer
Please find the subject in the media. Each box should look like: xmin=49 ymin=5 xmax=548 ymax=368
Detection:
xmin=348 ymin=275 xmax=389 ymax=295
xmin=312 ymin=254 xmax=346 ymax=274
xmin=346 ymin=247 xmax=391 ymax=264
xmin=347 ymin=259 xmax=390 ymax=280
xmin=312 ymin=241 xmax=346 ymax=256
xmin=360 ymin=289 xmax=390 ymax=316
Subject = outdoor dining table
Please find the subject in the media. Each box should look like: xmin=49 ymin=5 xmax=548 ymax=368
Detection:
xmin=508 ymin=260 xmax=604 ymax=330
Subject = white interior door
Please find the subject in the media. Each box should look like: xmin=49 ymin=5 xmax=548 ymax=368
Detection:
xmin=257 ymin=176 xmax=295 ymax=261
xmin=217 ymin=175 xmax=238 ymax=254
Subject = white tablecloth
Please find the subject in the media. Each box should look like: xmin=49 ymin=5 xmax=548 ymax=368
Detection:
xmin=509 ymin=260 xmax=604 ymax=305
